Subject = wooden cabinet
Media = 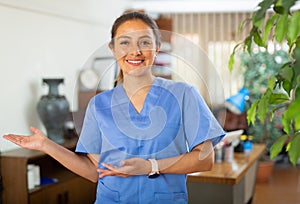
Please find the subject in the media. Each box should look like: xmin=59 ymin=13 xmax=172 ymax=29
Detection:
xmin=29 ymin=175 xmax=95 ymax=204
xmin=187 ymin=144 xmax=266 ymax=204
xmin=1 ymin=139 xmax=97 ymax=204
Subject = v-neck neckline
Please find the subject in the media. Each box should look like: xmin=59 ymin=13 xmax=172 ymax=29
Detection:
xmin=121 ymin=77 xmax=158 ymax=115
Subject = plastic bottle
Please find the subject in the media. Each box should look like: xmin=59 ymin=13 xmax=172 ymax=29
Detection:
xmin=235 ymin=135 xmax=247 ymax=152
xmin=243 ymin=135 xmax=253 ymax=154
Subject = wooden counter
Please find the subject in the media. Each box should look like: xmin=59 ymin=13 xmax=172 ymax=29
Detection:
xmin=187 ymin=144 xmax=266 ymax=204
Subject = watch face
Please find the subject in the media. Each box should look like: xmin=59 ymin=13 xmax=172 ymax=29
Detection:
xmin=80 ymin=69 xmax=99 ymax=89
xmin=148 ymin=172 xmax=160 ymax=179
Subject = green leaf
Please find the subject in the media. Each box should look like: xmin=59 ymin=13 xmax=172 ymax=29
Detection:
xmin=228 ymin=52 xmax=235 ymax=72
xmin=268 ymin=76 xmax=276 ymax=89
xmin=282 ymin=79 xmax=292 ymax=95
xmin=228 ymin=43 xmax=241 ymax=72
xmin=295 ymin=84 xmax=300 ymax=100
xmin=282 ymin=110 xmax=292 ymax=135
xmin=257 ymin=89 xmax=272 ymax=122
xmin=293 ymin=41 xmax=300 ymax=84
xmin=295 ymin=115 xmax=300 ymax=132
xmin=244 ymin=35 xmax=253 ymax=54
xmin=238 ymin=19 xmax=250 ymax=35
xmin=275 ymin=14 xmax=288 ymax=43
xmin=270 ymin=108 xmax=275 ymax=121
xmin=279 ymin=64 xmax=294 ymax=82
xmin=294 ymin=39 xmax=300 ymax=59
xmin=285 ymin=98 xmax=300 ymax=119
xmin=281 ymin=0 xmax=297 ymax=14
xmin=274 ymin=0 xmax=297 ymax=14
xmin=269 ymin=93 xmax=290 ymax=105
xmin=262 ymin=14 xmax=278 ymax=44
xmin=278 ymin=63 xmax=293 ymax=95
xmin=274 ymin=6 xmax=284 ymax=14
xmin=271 ymin=135 xmax=289 ymax=159
xmin=288 ymin=132 xmax=300 ymax=166
xmin=282 ymin=99 xmax=300 ymax=134
xmin=253 ymin=0 xmax=276 ymax=24
xmin=287 ymin=11 xmax=300 ymax=45
xmin=253 ymin=29 xmax=264 ymax=47
xmin=247 ymin=100 xmax=259 ymax=125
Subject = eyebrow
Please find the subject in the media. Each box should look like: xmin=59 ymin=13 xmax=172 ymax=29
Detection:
xmin=116 ymin=36 xmax=131 ymax=41
xmin=116 ymin=35 xmax=152 ymax=41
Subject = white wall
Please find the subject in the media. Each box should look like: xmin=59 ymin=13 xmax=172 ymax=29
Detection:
xmin=0 ymin=0 xmax=130 ymax=152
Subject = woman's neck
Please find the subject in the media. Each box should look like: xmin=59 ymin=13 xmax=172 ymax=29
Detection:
xmin=122 ymin=74 xmax=155 ymax=98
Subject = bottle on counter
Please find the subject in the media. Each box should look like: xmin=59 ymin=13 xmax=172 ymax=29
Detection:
xmin=214 ymin=142 xmax=224 ymax=163
xmin=224 ymin=142 xmax=234 ymax=162
xmin=243 ymin=135 xmax=253 ymax=154
xmin=235 ymin=135 xmax=247 ymax=152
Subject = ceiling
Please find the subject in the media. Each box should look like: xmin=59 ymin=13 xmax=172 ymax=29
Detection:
xmin=129 ymin=0 xmax=263 ymax=13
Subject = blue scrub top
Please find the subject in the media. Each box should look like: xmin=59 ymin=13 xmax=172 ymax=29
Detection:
xmin=76 ymin=77 xmax=225 ymax=204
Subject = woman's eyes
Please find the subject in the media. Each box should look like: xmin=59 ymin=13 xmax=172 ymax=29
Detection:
xmin=139 ymin=40 xmax=152 ymax=47
xmin=120 ymin=41 xmax=129 ymax=46
xmin=118 ymin=40 xmax=153 ymax=48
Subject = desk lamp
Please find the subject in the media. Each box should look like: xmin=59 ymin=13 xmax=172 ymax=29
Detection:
xmin=225 ymin=88 xmax=249 ymax=114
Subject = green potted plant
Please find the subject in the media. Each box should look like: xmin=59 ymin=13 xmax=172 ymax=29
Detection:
xmin=240 ymin=49 xmax=290 ymax=182
xmin=241 ymin=49 xmax=289 ymax=151
xmin=229 ymin=0 xmax=300 ymax=166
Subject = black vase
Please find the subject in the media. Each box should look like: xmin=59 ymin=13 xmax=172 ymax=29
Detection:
xmin=37 ymin=78 xmax=70 ymax=144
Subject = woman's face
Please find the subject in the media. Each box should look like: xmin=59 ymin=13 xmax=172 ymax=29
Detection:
xmin=110 ymin=19 xmax=160 ymax=77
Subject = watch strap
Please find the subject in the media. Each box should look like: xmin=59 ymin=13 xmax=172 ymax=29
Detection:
xmin=148 ymin=159 xmax=160 ymax=178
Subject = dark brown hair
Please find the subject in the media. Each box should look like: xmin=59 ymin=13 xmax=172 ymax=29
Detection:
xmin=110 ymin=11 xmax=161 ymax=84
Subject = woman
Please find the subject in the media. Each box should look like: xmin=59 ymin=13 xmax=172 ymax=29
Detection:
xmin=3 ymin=12 xmax=225 ymax=203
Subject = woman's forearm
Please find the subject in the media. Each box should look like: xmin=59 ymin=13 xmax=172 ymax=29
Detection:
xmin=157 ymin=141 xmax=214 ymax=174
xmin=42 ymin=139 xmax=99 ymax=182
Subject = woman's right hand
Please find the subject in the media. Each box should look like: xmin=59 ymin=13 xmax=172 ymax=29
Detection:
xmin=3 ymin=126 xmax=48 ymax=151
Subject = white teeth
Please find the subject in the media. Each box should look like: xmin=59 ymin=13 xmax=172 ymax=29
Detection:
xmin=127 ymin=60 xmax=142 ymax=64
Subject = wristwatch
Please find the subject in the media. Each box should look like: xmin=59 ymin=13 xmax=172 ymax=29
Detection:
xmin=148 ymin=159 xmax=160 ymax=178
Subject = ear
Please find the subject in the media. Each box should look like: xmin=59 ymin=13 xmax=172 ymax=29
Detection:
xmin=155 ymin=45 xmax=161 ymax=56
xmin=109 ymin=42 xmax=115 ymax=54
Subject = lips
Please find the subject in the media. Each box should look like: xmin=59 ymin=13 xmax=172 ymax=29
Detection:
xmin=126 ymin=59 xmax=144 ymax=66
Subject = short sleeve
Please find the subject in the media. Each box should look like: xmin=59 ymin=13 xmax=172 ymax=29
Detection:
xmin=75 ymin=97 xmax=102 ymax=154
xmin=183 ymin=86 xmax=225 ymax=151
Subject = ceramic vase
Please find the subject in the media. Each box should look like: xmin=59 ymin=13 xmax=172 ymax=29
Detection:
xmin=37 ymin=78 xmax=70 ymax=144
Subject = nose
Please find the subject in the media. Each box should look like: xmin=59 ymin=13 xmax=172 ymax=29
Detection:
xmin=129 ymin=43 xmax=141 ymax=55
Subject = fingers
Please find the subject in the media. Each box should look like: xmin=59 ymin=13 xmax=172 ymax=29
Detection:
xmin=97 ymin=168 xmax=114 ymax=178
xmin=101 ymin=162 xmax=117 ymax=171
xmin=30 ymin=126 xmax=40 ymax=134
xmin=97 ymin=167 xmax=128 ymax=178
xmin=3 ymin=134 xmax=24 ymax=145
xmin=3 ymin=134 xmax=18 ymax=142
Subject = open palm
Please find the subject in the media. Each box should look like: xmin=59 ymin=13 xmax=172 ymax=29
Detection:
xmin=3 ymin=126 xmax=47 ymax=151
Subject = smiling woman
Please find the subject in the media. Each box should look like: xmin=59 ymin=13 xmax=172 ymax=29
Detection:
xmin=3 ymin=11 xmax=225 ymax=204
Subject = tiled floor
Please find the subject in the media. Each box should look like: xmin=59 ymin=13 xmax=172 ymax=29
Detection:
xmin=253 ymin=159 xmax=300 ymax=204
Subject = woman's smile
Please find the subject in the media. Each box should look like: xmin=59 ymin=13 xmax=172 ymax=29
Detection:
xmin=126 ymin=59 xmax=145 ymax=66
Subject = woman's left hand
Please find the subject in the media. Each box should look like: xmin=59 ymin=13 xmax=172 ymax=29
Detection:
xmin=97 ymin=158 xmax=151 ymax=178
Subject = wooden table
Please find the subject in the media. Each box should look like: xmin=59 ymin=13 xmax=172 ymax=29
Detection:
xmin=187 ymin=144 xmax=265 ymax=204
